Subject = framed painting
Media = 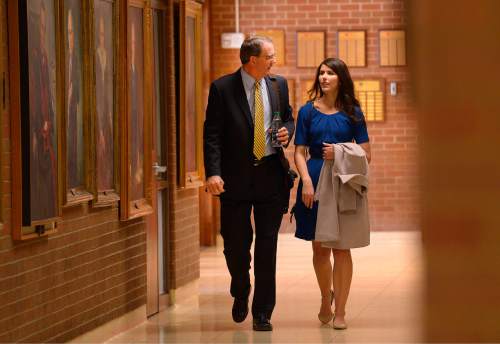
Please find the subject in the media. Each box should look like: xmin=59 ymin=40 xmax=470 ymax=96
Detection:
xmin=178 ymin=0 xmax=203 ymax=188
xmin=120 ymin=0 xmax=153 ymax=220
xmin=8 ymin=0 xmax=61 ymax=239
xmin=61 ymin=0 xmax=93 ymax=206
xmin=91 ymin=0 xmax=120 ymax=206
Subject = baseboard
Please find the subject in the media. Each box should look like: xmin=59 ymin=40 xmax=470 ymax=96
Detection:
xmin=158 ymin=292 xmax=171 ymax=312
xmin=67 ymin=281 xmax=200 ymax=343
xmin=168 ymin=279 xmax=199 ymax=305
xmin=68 ymin=305 xmax=146 ymax=344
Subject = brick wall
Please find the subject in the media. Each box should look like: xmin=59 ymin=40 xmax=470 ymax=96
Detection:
xmin=0 ymin=207 xmax=147 ymax=343
xmin=209 ymin=0 xmax=418 ymax=231
xmin=170 ymin=188 xmax=200 ymax=287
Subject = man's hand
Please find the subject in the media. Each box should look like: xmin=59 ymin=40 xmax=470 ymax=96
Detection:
xmin=206 ymin=175 xmax=225 ymax=195
xmin=276 ymin=127 xmax=289 ymax=145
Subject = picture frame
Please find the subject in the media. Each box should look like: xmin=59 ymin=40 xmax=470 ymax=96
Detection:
xmin=178 ymin=0 xmax=203 ymax=188
xmin=90 ymin=0 xmax=121 ymax=207
xmin=8 ymin=0 xmax=61 ymax=239
xmin=60 ymin=0 xmax=94 ymax=207
xmin=120 ymin=0 xmax=153 ymax=220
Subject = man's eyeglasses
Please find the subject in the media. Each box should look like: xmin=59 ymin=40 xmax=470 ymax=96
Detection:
xmin=255 ymin=54 xmax=275 ymax=61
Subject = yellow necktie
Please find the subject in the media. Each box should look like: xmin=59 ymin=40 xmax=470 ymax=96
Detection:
xmin=253 ymin=81 xmax=266 ymax=160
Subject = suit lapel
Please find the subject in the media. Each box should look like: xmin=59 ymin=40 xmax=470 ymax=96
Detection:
xmin=265 ymin=76 xmax=286 ymax=155
xmin=233 ymin=70 xmax=253 ymax=129
xmin=265 ymin=76 xmax=279 ymax=115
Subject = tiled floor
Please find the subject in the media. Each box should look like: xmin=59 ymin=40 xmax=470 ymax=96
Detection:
xmin=107 ymin=231 xmax=423 ymax=343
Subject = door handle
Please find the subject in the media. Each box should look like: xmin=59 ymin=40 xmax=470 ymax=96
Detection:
xmin=153 ymin=162 xmax=167 ymax=175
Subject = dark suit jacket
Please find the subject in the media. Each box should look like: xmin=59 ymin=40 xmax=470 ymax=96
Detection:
xmin=203 ymin=69 xmax=295 ymax=200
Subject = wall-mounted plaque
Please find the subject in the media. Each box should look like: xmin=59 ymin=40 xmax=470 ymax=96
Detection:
xmin=380 ymin=30 xmax=406 ymax=66
xmin=300 ymin=80 xmax=314 ymax=105
xmin=287 ymin=79 xmax=295 ymax=109
xmin=256 ymin=29 xmax=285 ymax=66
xmin=297 ymin=31 xmax=325 ymax=68
xmin=354 ymin=79 xmax=385 ymax=122
xmin=338 ymin=30 xmax=366 ymax=67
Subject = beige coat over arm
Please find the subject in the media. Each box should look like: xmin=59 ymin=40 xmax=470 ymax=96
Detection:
xmin=314 ymin=142 xmax=370 ymax=249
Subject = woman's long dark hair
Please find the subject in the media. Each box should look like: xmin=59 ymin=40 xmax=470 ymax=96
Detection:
xmin=308 ymin=58 xmax=362 ymax=122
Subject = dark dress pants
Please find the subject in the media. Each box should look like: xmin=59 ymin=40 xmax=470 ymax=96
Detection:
xmin=220 ymin=155 xmax=284 ymax=319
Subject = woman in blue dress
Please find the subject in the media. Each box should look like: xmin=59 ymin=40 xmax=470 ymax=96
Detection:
xmin=293 ymin=58 xmax=371 ymax=329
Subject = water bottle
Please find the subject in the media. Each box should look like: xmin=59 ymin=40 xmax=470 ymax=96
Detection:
xmin=271 ymin=111 xmax=282 ymax=148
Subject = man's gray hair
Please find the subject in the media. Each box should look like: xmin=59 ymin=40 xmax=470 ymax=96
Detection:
xmin=240 ymin=36 xmax=273 ymax=65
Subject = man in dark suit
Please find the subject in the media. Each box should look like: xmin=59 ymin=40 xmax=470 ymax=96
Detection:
xmin=204 ymin=36 xmax=295 ymax=331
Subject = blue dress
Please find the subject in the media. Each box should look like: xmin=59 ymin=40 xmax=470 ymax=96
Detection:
xmin=293 ymin=102 xmax=370 ymax=241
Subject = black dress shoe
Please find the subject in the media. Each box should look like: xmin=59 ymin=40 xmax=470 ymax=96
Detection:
xmin=232 ymin=297 xmax=249 ymax=323
xmin=253 ymin=314 xmax=273 ymax=331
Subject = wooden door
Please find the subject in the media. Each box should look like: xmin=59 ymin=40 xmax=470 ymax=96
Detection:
xmin=145 ymin=0 xmax=171 ymax=317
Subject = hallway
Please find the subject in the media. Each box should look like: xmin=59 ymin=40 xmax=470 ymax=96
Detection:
xmin=106 ymin=232 xmax=423 ymax=343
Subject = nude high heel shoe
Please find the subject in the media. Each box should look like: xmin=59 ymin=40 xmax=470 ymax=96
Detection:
xmin=333 ymin=313 xmax=348 ymax=330
xmin=317 ymin=290 xmax=334 ymax=324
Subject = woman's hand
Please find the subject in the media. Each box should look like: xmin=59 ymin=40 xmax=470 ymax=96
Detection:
xmin=295 ymin=145 xmax=315 ymax=208
xmin=302 ymin=179 xmax=315 ymax=209
xmin=322 ymin=143 xmax=335 ymax=160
